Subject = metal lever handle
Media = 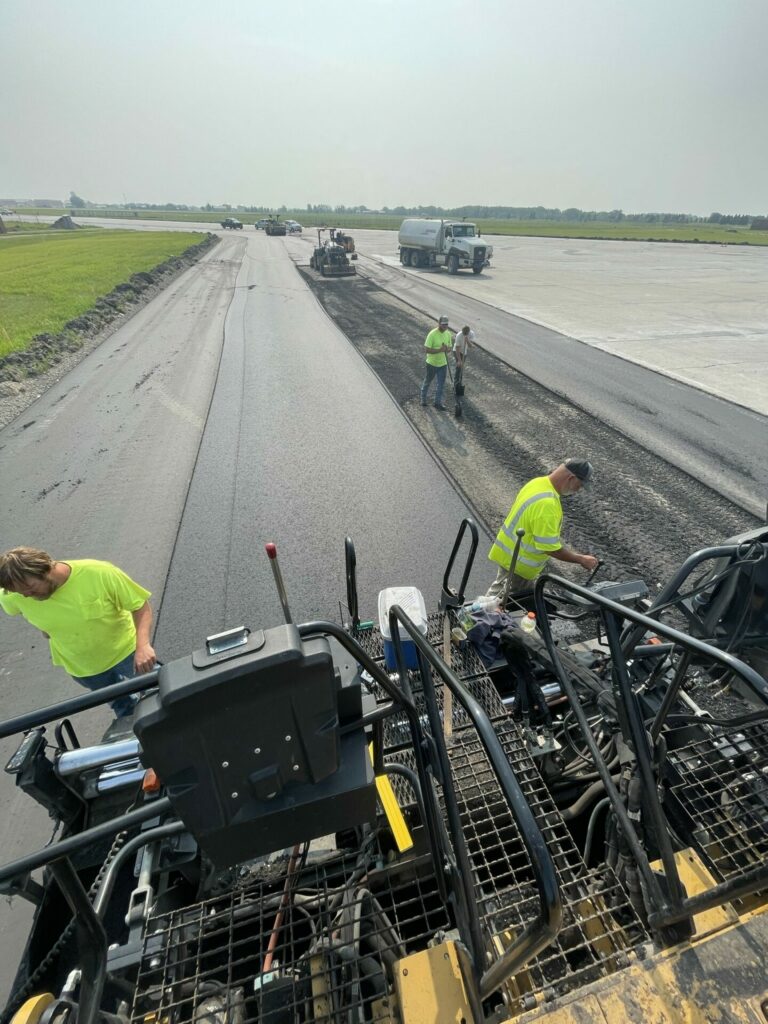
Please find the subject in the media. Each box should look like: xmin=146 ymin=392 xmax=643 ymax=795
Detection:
xmin=585 ymin=558 xmax=603 ymax=587
xmin=265 ymin=543 xmax=293 ymax=624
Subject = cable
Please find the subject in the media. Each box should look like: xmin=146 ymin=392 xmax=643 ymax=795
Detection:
xmin=662 ymin=708 xmax=768 ymax=728
xmin=584 ymin=797 xmax=612 ymax=863
xmin=560 ymin=775 xmax=620 ymax=821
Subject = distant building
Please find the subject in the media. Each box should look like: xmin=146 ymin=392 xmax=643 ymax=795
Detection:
xmin=33 ymin=199 xmax=64 ymax=208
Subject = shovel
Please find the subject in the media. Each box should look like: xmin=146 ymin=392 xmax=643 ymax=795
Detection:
xmin=447 ymin=358 xmax=463 ymax=418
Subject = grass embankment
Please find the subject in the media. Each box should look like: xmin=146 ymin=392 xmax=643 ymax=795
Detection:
xmin=17 ymin=208 xmax=768 ymax=245
xmin=0 ymin=220 xmax=66 ymax=235
xmin=0 ymin=229 xmax=205 ymax=357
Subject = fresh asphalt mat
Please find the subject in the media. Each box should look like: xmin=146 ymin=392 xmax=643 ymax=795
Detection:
xmin=299 ymin=267 xmax=758 ymax=591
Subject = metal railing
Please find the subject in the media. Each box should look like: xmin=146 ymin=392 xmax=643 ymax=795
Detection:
xmin=534 ymin=573 xmax=768 ymax=938
xmin=385 ymin=605 xmax=562 ymax=999
xmin=0 ymin=601 xmax=562 ymax=1018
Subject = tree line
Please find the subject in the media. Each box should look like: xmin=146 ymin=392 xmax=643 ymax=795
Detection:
xmin=316 ymin=204 xmax=764 ymax=225
xmin=67 ymin=193 xmax=765 ymax=226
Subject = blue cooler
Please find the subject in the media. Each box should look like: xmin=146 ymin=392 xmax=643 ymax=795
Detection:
xmin=378 ymin=587 xmax=428 ymax=670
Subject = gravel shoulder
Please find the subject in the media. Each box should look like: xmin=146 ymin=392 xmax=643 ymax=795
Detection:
xmin=299 ymin=267 xmax=759 ymax=589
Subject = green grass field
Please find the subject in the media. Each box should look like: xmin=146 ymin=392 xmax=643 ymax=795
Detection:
xmin=16 ymin=207 xmax=768 ymax=245
xmin=0 ymin=229 xmax=206 ymax=357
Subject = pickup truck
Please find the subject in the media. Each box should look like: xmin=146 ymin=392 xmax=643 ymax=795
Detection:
xmin=221 ymin=218 xmax=243 ymax=230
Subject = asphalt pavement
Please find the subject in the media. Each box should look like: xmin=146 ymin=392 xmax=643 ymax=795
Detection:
xmin=155 ymin=231 xmax=491 ymax=657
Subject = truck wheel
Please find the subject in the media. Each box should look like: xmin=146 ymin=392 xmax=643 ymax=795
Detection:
xmin=411 ymin=251 xmax=422 ymax=268
xmin=448 ymin=254 xmax=459 ymax=275
xmin=400 ymin=249 xmax=409 ymax=265
xmin=472 ymin=265 xmax=482 ymax=274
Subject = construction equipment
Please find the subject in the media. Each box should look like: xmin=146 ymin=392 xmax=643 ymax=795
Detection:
xmin=264 ymin=216 xmax=287 ymax=236
xmin=2 ymin=523 xmax=768 ymax=1024
xmin=309 ymin=228 xmax=357 ymax=277
xmin=331 ymin=228 xmax=358 ymax=259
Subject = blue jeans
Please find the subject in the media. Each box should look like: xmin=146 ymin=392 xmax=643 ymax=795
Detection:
xmin=72 ymin=652 xmax=139 ymax=718
xmin=421 ymin=364 xmax=447 ymax=406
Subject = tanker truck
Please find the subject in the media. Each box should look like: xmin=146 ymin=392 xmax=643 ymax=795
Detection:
xmin=398 ymin=217 xmax=492 ymax=274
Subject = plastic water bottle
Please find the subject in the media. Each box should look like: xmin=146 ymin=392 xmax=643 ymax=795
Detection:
xmin=469 ymin=595 xmax=500 ymax=613
xmin=520 ymin=611 xmax=537 ymax=634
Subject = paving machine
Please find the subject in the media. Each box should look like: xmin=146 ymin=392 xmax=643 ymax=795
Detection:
xmin=2 ymin=522 xmax=768 ymax=1024
xmin=309 ymin=229 xmax=357 ymax=277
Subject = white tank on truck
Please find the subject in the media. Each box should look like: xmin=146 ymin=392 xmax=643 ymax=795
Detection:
xmin=398 ymin=218 xmax=492 ymax=275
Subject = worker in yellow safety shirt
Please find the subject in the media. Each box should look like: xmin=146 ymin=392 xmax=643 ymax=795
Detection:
xmin=487 ymin=459 xmax=599 ymax=599
xmin=420 ymin=315 xmax=452 ymax=410
xmin=0 ymin=547 xmax=156 ymax=718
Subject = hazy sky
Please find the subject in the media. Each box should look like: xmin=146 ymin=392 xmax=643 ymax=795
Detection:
xmin=3 ymin=0 xmax=767 ymax=214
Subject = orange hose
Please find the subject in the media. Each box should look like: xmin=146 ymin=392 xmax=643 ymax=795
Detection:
xmin=262 ymin=842 xmax=302 ymax=975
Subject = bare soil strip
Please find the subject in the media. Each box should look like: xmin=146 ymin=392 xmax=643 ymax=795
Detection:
xmin=299 ymin=267 xmax=758 ymax=588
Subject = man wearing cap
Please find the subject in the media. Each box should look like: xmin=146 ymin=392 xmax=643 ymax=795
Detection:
xmin=486 ymin=460 xmax=599 ymax=600
xmin=420 ymin=316 xmax=453 ymax=410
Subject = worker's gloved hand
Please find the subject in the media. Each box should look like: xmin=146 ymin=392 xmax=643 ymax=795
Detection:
xmin=134 ymin=643 xmax=157 ymax=675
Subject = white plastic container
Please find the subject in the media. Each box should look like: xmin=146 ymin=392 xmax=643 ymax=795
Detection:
xmin=378 ymin=587 xmax=428 ymax=670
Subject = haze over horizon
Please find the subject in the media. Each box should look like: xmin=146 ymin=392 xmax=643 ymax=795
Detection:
xmin=3 ymin=0 xmax=767 ymax=216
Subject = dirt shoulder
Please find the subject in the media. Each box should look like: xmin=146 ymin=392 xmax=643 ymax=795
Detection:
xmin=299 ymin=267 xmax=758 ymax=589
xmin=0 ymin=234 xmax=220 ymax=429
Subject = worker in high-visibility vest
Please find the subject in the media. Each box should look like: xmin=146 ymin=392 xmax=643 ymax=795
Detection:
xmin=487 ymin=459 xmax=599 ymax=599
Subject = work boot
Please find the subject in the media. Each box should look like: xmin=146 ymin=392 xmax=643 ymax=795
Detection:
xmin=434 ymin=403 xmax=446 ymax=411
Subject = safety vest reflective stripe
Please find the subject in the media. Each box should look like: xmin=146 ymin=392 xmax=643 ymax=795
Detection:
xmin=493 ymin=534 xmax=549 ymax=560
xmin=519 ymin=540 xmax=546 ymax=556
xmin=516 ymin=553 xmax=545 ymax=568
